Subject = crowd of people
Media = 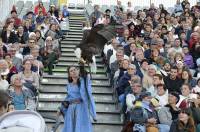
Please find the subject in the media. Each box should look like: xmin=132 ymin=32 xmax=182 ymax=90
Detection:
xmin=1 ymin=0 xmax=200 ymax=132
xmin=88 ymin=0 xmax=200 ymax=132
xmin=0 ymin=1 xmax=69 ymax=113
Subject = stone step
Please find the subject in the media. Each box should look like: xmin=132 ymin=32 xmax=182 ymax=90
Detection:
xmin=42 ymin=73 xmax=107 ymax=80
xmin=40 ymin=78 xmax=109 ymax=86
xmin=65 ymin=35 xmax=83 ymax=38
xmin=69 ymin=24 xmax=83 ymax=27
xmin=61 ymin=48 xmax=74 ymax=52
xmin=46 ymin=123 xmax=122 ymax=132
xmin=59 ymin=57 xmax=102 ymax=62
xmin=40 ymin=111 xmax=120 ymax=123
xmin=49 ymin=67 xmax=106 ymax=74
xmin=56 ymin=62 xmax=105 ymax=68
xmin=38 ymin=93 xmax=113 ymax=103
xmin=49 ymin=66 xmax=105 ymax=73
xmin=69 ymin=21 xmax=83 ymax=25
xmin=39 ymin=85 xmax=112 ymax=94
xmin=60 ymin=44 xmax=77 ymax=48
xmin=40 ymin=79 xmax=109 ymax=86
xmin=38 ymin=102 xmax=118 ymax=113
xmin=61 ymin=40 xmax=80 ymax=44
xmin=61 ymin=53 xmax=101 ymax=58
xmin=67 ymin=32 xmax=83 ymax=35
xmin=63 ymin=37 xmax=82 ymax=41
xmin=69 ymin=19 xmax=86 ymax=21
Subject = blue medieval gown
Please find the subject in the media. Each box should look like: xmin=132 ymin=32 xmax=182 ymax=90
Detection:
xmin=62 ymin=77 xmax=97 ymax=132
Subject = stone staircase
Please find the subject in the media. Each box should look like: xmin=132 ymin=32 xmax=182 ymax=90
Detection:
xmin=38 ymin=10 xmax=122 ymax=132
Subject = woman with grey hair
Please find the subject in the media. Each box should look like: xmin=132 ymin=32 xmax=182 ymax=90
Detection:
xmin=7 ymin=74 xmax=36 ymax=110
xmin=142 ymin=64 xmax=157 ymax=89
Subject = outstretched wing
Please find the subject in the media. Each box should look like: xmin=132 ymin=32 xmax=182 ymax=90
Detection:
xmin=97 ymin=25 xmax=116 ymax=41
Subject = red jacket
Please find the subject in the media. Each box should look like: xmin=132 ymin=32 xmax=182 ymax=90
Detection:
xmin=34 ymin=5 xmax=46 ymax=15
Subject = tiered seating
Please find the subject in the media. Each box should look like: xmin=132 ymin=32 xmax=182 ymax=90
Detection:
xmin=18 ymin=1 xmax=33 ymax=18
xmin=15 ymin=1 xmax=24 ymax=16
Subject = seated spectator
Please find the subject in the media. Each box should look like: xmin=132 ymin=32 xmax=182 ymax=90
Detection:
xmin=16 ymin=25 xmax=29 ymax=47
xmin=62 ymin=5 xmax=70 ymax=18
xmin=158 ymin=92 xmax=180 ymax=126
xmin=125 ymin=1 xmax=133 ymax=13
xmin=23 ymin=11 xmax=36 ymax=31
xmin=36 ymin=11 xmax=46 ymax=25
xmin=155 ymin=83 xmax=168 ymax=106
xmin=35 ymin=30 xmax=44 ymax=48
xmin=132 ymin=91 xmax=170 ymax=132
xmin=142 ymin=64 xmax=157 ymax=90
xmin=116 ymin=59 xmax=129 ymax=82
xmin=3 ymin=53 xmax=18 ymax=83
xmin=194 ymin=58 xmax=200 ymax=78
xmin=0 ymin=68 xmax=9 ymax=90
xmin=124 ymin=38 xmax=136 ymax=57
xmin=139 ymin=59 xmax=149 ymax=77
xmin=45 ymin=23 xmax=59 ymax=39
xmin=171 ymin=38 xmax=183 ymax=53
xmin=40 ymin=36 xmax=58 ymax=75
xmin=0 ymin=90 xmax=10 ymax=116
xmin=148 ymin=74 xmax=164 ymax=97
xmin=34 ymin=1 xmax=46 ymax=16
xmin=0 ymin=59 xmax=17 ymax=84
xmin=10 ymin=9 xmax=22 ymax=28
xmin=192 ymin=78 xmax=200 ymax=94
xmin=174 ymin=0 xmax=183 ymax=14
xmin=30 ymin=47 xmax=44 ymax=75
xmin=7 ymin=74 xmax=35 ymax=110
xmin=163 ymin=66 xmax=183 ymax=93
xmin=1 ymin=21 xmax=18 ymax=45
xmin=182 ymin=45 xmax=194 ymax=69
xmin=113 ymin=9 xmax=123 ymax=25
xmin=23 ymin=19 xmax=35 ymax=33
xmin=118 ymin=28 xmax=130 ymax=47
xmin=176 ymin=60 xmax=187 ymax=78
xmin=117 ymin=64 xmax=136 ymax=97
xmin=110 ymin=48 xmax=126 ymax=83
xmin=49 ymin=5 xmax=59 ymax=18
xmin=181 ymin=69 xmax=196 ymax=88
xmin=177 ymin=84 xmax=198 ymax=108
xmin=104 ymin=9 xmax=115 ymax=24
xmin=18 ymin=59 xmax=39 ymax=94
xmin=9 ymin=45 xmax=23 ymax=72
xmin=22 ymin=38 xmax=36 ymax=55
xmin=57 ymin=11 xmax=65 ymax=23
xmin=0 ymin=38 xmax=7 ymax=59
xmin=89 ymin=5 xmax=102 ymax=26
xmin=170 ymin=108 xmax=196 ymax=132
xmin=126 ymin=77 xmax=143 ymax=111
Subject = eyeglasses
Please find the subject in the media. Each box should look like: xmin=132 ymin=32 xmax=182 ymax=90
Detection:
xmin=128 ymin=68 xmax=135 ymax=70
xmin=131 ymin=84 xmax=141 ymax=87
xmin=29 ymin=41 xmax=35 ymax=44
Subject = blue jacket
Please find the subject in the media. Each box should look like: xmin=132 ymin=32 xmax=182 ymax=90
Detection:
xmin=117 ymin=72 xmax=131 ymax=96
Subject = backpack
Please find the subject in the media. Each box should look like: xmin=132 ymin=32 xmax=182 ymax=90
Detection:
xmin=130 ymin=106 xmax=148 ymax=124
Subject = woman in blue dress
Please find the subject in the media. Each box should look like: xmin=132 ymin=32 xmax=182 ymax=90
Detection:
xmin=61 ymin=66 xmax=97 ymax=132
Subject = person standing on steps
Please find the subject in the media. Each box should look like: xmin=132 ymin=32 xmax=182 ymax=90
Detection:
xmin=61 ymin=65 xmax=97 ymax=132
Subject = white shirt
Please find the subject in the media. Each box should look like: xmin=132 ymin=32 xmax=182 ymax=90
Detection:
xmin=109 ymin=54 xmax=129 ymax=66
xmin=155 ymin=91 xmax=168 ymax=107
xmin=126 ymin=93 xmax=136 ymax=111
xmin=0 ymin=80 xmax=9 ymax=90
